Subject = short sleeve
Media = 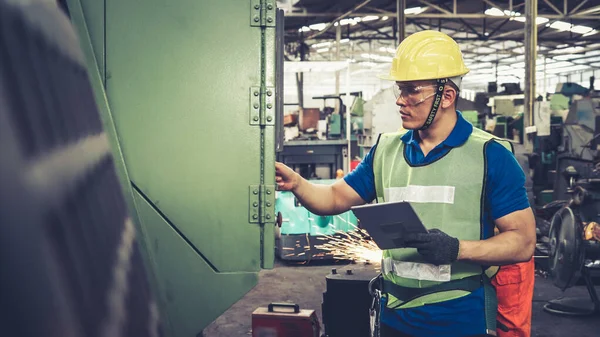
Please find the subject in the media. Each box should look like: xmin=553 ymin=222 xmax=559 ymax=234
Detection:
xmin=485 ymin=141 xmax=530 ymax=220
xmin=344 ymin=145 xmax=377 ymax=203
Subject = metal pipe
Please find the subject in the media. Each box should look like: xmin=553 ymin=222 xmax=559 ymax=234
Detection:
xmin=345 ymin=62 xmax=351 ymax=173
xmin=284 ymin=12 xmax=600 ymax=19
xmin=419 ymin=0 xmax=452 ymax=14
xmin=542 ymin=0 xmax=563 ymax=15
xmin=335 ymin=24 xmax=341 ymax=113
xmin=397 ymin=0 xmax=406 ymax=45
xmin=571 ymin=4 xmax=600 ymax=16
xmin=570 ymin=0 xmax=589 ymax=15
xmin=524 ymin=0 xmax=537 ymax=151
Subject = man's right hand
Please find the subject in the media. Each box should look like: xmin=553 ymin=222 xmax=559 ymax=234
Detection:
xmin=275 ymin=162 xmax=300 ymax=191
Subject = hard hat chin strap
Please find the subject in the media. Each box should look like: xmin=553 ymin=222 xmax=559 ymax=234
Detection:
xmin=418 ymin=78 xmax=448 ymax=130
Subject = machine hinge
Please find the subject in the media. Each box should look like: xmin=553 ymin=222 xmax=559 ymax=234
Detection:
xmin=250 ymin=86 xmax=275 ymax=126
xmin=250 ymin=0 xmax=277 ymax=27
xmin=249 ymin=184 xmax=275 ymax=223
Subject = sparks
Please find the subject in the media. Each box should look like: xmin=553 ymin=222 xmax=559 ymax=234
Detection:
xmin=314 ymin=227 xmax=382 ymax=264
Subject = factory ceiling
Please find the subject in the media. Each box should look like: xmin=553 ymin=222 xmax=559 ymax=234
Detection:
xmin=279 ymin=0 xmax=600 ymax=90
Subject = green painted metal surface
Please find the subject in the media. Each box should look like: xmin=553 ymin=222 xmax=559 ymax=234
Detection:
xmin=133 ymin=192 xmax=259 ymax=336
xmin=67 ymin=0 xmax=279 ymax=336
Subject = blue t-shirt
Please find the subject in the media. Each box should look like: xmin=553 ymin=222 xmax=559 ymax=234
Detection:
xmin=344 ymin=111 xmax=530 ymax=337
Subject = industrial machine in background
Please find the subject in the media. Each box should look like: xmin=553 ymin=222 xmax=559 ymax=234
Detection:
xmin=275 ymin=179 xmax=359 ymax=261
xmin=544 ymin=162 xmax=600 ymax=315
xmin=358 ymin=87 xmax=402 ymax=157
xmin=278 ymin=93 xmax=364 ymax=179
xmin=65 ymin=1 xmax=284 ymax=336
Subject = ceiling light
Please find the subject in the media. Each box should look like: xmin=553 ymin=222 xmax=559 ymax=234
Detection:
xmin=309 ymin=23 xmax=327 ymax=31
xmin=485 ymin=8 xmax=505 ymax=16
xmin=404 ymin=7 xmax=425 ymax=15
xmin=549 ymin=21 xmax=571 ymax=31
xmin=362 ymin=16 xmax=379 ymax=22
xmin=571 ymin=25 xmax=595 ymax=34
xmin=549 ymin=46 xmax=585 ymax=54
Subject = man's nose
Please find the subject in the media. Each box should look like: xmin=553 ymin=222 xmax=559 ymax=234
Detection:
xmin=396 ymin=95 xmax=407 ymax=107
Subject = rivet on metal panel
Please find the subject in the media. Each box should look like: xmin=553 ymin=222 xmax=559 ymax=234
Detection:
xmin=266 ymin=202 xmax=271 ymax=207
xmin=253 ymin=189 xmax=259 ymax=195
xmin=254 ymin=16 xmax=260 ymax=22
xmin=267 ymin=91 xmax=272 ymax=96
xmin=254 ymin=4 xmax=260 ymax=9
xmin=253 ymin=116 xmax=259 ymax=121
xmin=267 ymin=116 xmax=273 ymax=122
xmin=266 ymin=189 xmax=271 ymax=195
xmin=267 ymin=4 xmax=273 ymax=10
xmin=253 ymin=103 xmax=259 ymax=109
xmin=253 ymin=202 xmax=258 ymax=207
xmin=267 ymin=103 xmax=273 ymax=109
xmin=267 ymin=17 xmax=273 ymax=23
xmin=266 ymin=214 xmax=271 ymax=220
xmin=254 ymin=91 xmax=259 ymax=96
xmin=253 ymin=214 xmax=258 ymax=219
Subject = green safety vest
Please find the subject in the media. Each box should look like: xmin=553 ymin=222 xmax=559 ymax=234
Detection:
xmin=373 ymin=127 xmax=513 ymax=313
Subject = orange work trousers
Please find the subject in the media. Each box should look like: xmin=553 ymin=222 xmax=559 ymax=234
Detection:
xmin=492 ymin=258 xmax=535 ymax=337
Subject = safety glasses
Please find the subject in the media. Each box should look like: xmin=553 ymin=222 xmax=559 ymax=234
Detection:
xmin=393 ymin=84 xmax=437 ymax=106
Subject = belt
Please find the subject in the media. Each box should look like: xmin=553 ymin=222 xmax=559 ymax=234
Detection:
xmin=382 ymin=274 xmax=483 ymax=304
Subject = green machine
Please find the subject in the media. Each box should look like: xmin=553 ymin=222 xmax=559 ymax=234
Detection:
xmin=65 ymin=1 xmax=283 ymax=336
xmin=275 ymin=179 xmax=359 ymax=261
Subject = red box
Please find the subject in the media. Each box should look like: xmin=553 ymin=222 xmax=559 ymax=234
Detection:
xmin=252 ymin=303 xmax=320 ymax=337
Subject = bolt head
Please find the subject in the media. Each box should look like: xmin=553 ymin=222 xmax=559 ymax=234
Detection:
xmin=267 ymin=116 xmax=273 ymax=122
xmin=254 ymin=16 xmax=260 ymax=22
xmin=253 ymin=104 xmax=259 ymax=109
xmin=267 ymin=91 xmax=272 ymax=96
xmin=253 ymin=116 xmax=259 ymax=121
xmin=254 ymin=4 xmax=260 ymax=9
xmin=253 ymin=214 xmax=258 ymax=219
xmin=253 ymin=202 xmax=258 ymax=207
xmin=254 ymin=91 xmax=259 ymax=96
xmin=253 ymin=189 xmax=258 ymax=195
xmin=266 ymin=202 xmax=271 ymax=207
xmin=267 ymin=17 xmax=273 ymax=23
xmin=267 ymin=103 xmax=273 ymax=109
xmin=266 ymin=190 xmax=271 ymax=195
xmin=267 ymin=4 xmax=273 ymax=10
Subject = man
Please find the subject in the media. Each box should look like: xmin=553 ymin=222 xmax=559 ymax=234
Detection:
xmin=276 ymin=30 xmax=536 ymax=337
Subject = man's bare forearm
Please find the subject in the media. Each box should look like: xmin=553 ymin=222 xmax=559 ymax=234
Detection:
xmin=457 ymin=230 xmax=535 ymax=265
xmin=292 ymin=178 xmax=343 ymax=216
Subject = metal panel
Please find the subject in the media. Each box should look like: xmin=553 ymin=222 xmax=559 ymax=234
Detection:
xmin=133 ymin=192 xmax=258 ymax=337
xmin=79 ymin=0 xmax=105 ymax=81
xmin=105 ymin=0 xmax=265 ymax=271
xmin=68 ymin=0 xmax=278 ymax=335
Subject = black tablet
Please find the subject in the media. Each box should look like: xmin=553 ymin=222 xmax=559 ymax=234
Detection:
xmin=351 ymin=201 xmax=428 ymax=250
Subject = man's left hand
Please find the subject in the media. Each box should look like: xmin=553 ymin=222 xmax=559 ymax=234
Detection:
xmin=403 ymin=229 xmax=459 ymax=265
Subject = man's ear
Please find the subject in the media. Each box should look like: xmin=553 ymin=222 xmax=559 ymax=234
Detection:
xmin=441 ymin=87 xmax=457 ymax=109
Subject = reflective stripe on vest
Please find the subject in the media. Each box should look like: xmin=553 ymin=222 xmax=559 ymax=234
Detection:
xmin=373 ymin=127 xmax=512 ymax=309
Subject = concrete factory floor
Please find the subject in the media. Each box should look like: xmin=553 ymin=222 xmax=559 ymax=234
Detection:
xmin=203 ymin=259 xmax=600 ymax=337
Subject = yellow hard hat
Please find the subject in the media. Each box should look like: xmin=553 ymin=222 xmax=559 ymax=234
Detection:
xmin=380 ymin=30 xmax=469 ymax=82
